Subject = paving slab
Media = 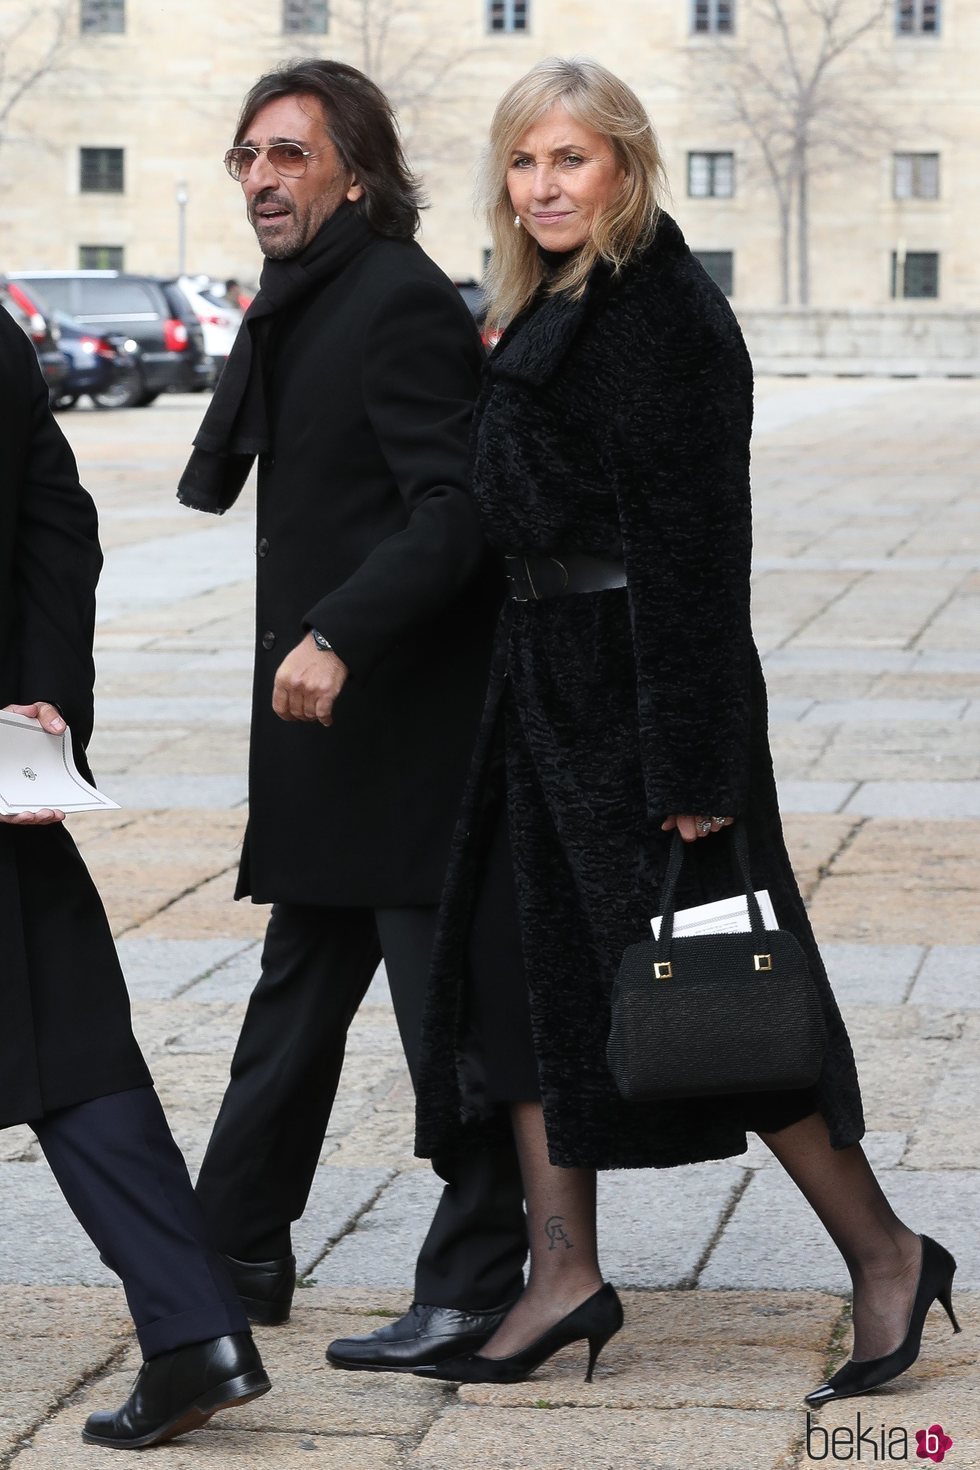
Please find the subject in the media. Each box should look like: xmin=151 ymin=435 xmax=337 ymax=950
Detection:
xmin=775 ymin=780 xmax=857 ymax=813
xmin=96 ymin=774 xmax=248 ymax=810
xmin=597 ymin=1166 xmax=747 ymax=1288
xmin=819 ymin=943 xmax=925 ymax=1006
xmin=908 ymin=945 xmax=980 ymax=1008
xmin=114 ymin=937 xmax=251 ymax=1000
xmin=701 ymin=1169 xmax=980 ymax=1290
xmin=409 ymin=1404 xmax=801 ymax=1470
xmin=843 ymin=780 xmax=980 ymax=818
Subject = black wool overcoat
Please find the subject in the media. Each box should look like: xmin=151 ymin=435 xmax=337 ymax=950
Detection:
xmin=236 ymin=229 xmax=498 ymax=907
xmin=415 ymin=214 xmax=865 ymax=1171
xmin=0 ymin=309 xmax=150 ymax=1128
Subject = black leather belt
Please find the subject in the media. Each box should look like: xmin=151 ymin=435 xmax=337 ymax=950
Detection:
xmin=503 ymin=552 xmax=628 ymax=602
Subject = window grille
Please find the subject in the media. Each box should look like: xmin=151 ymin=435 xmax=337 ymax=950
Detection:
xmin=891 ymin=250 xmax=939 ymax=298
xmin=893 ymin=153 xmax=939 ymax=198
xmin=488 ymin=0 xmax=530 ymax=32
xmin=688 ymin=152 xmax=735 ymax=198
xmin=693 ymin=0 xmax=734 ymax=34
xmin=80 ymin=147 xmax=124 ymax=193
xmin=896 ymin=0 xmax=940 ymax=34
xmin=79 ymin=245 xmax=125 ymax=269
xmin=80 ymin=0 xmax=125 ymax=33
xmin=283 ymin=0 xmax=328 ymax=32
xmin=694 ymin=250 xmax=734 ymax=295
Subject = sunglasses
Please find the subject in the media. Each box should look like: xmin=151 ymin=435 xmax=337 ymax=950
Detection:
xmin=224 ymin=142 xmax=324 ymax=182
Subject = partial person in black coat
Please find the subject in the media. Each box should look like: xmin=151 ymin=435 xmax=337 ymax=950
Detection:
xmin=412 ymin=59 xmax=959 ymax=1405
xmin=0 ymin=305 xmax=269 ymax=1449
xmin=178 ymin=60 xmax=527 ymax=1366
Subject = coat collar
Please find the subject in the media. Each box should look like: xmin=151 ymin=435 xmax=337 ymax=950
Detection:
xmin=489 ymin=211 xmax=688 ymax=389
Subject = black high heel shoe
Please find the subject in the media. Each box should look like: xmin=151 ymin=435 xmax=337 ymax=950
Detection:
xmin=413 ymin=1283 xmax=624 ymax=1384
xmin=805 ymin=1235 xmax=961 ymax=1407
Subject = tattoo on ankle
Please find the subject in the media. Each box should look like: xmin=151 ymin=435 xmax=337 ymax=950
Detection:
xmin=545 ymin=1216 xmax=574 ymax=1251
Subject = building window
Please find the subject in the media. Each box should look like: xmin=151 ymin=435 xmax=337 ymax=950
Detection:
xmin=688 ymin=152 xmax=735 ymax=198
xmin=80 ymin=0 xmax=125 ymax=33
xmin=79 ymin=245 xmax=125 ymax=269
xmin=695 ymin=250 xmax=734 ymax=295
xmin=693 ymin=0 xmax=734 ymax=34
xmin=891 ymin=250 xmax=939 ymax=298
xmin=282 ymin=0 xmax=328 ymax=31
xmin=893 ymin=152 xmax=939 ymax=199
xmin=488 ymin=0 xmax=529 ymax=32
xmin=80 ymin=147 xmax=124 ymax=193
xmin=896 ymin=0 xmax=940 ymax=33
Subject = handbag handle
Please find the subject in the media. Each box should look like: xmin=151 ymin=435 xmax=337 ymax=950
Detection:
xmin=654 ymin=822 xmax=766 ymax=962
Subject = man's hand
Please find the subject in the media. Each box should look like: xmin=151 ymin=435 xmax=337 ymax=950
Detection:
xmin=272 ymin=633 xmax=349 ymax=726
xmin=662 ymin=814 xmax=734 ymax=843
xmin=0 ymin=702 xmax=67 ymax=825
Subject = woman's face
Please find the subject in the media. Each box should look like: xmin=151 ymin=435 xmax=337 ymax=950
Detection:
xmin=507 ymin=102 xmax=624 ymax=254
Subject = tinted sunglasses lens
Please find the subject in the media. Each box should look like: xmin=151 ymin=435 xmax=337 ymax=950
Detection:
xmin=268 ymin=144 xmax=308 ymax=176
xmin=224 ymin=148 xmax=253 ymax=180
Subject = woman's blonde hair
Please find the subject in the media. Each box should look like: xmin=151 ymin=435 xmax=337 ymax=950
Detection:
xmin=480 ymin=56 xmax=666 ymax=329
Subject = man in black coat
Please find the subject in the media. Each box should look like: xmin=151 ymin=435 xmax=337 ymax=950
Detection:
xmin=179 ymin=60 xmax=527 ymax=1367
xmin=0 ymin=304 xmax=269 ymax=1448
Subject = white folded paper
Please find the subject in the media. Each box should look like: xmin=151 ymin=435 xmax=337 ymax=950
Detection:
xmin=0 ymin=711 xmax=120 ymax=815
xmin=651 ymin=888 xmax=778 ymax=939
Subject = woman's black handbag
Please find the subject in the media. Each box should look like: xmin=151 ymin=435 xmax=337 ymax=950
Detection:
xmin=606 ymin=824 xmax=826 ymax=1102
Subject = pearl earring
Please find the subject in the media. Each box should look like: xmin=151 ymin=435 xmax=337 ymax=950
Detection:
xmin=514 ymin=213 xmax=521 ymax=228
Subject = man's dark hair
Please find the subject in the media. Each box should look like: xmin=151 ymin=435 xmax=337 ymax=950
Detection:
xmin=235 ymin=59 xmax=423 ymax=240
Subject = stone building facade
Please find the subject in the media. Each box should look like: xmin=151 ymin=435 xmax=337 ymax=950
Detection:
xmin=2 ymin=0 xmax=978 ymax=312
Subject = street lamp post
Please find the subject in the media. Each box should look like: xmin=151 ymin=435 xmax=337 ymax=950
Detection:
xmin=175 ymin=181 xmax=189 ymax=276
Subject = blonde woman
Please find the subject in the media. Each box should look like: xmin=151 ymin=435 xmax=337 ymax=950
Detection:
xmin=413 ymin=57 xmax=958 ymax=1403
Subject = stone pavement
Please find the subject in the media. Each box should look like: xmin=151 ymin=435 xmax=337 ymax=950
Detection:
xmin=0 ymin=380 xmax=978 ymax=1468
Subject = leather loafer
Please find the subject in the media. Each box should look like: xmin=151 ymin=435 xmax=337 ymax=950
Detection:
xmin=82 ymin=1332 xmax=270 ymax=1448
xmin=326 ymin=1301 xmax=514 ymax=1372
xmin=223 ymin=1252 xmax=296 ymax=1325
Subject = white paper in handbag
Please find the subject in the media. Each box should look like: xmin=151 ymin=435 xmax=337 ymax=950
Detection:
xmin=651 ymin=888 xmax=779 ymax=939
xmin=0 ymin=711 xmax=120 ymax=815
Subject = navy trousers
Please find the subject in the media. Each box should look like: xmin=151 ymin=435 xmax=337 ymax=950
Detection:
xmin=32 ymin=1087 xmax=248 ymax=1360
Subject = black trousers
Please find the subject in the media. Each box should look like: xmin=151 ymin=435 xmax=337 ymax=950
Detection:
xmin=32 ymin=1087 xmax=248 ymax=1359
xmin=195 ymin=904 xmax=528 ymax=1311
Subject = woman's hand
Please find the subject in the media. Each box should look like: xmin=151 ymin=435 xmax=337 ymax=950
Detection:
xmin=0 ymin=701 xmax=67 ymax=825
xmin=662 ymin=814 xmax=734 ymax=843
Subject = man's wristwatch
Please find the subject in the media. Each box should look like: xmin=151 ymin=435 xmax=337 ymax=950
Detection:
xmin=311 ymin=628 xmax=332 ymax=653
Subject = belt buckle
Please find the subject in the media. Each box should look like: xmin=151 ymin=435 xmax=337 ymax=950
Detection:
xmin=505 ymin=555 xmax=537 ymax=602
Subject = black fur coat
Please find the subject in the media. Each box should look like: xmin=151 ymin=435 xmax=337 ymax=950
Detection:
xmin=415 ymin=213 xmax=865 ymax=1171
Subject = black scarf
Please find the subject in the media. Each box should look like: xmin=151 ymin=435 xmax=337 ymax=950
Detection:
xmin=177 ymin=202 xmax=375 ymax=515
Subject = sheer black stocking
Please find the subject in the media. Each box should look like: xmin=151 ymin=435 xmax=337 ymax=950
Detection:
xmin=758 ymin=1112 xmax=922 ymax=1361
xmin=479 ymin=1102 xmax=603 ymax=1360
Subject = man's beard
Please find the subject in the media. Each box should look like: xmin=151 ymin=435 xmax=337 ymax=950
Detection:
xmin=249 ymin=191 xmax=326 ymax=260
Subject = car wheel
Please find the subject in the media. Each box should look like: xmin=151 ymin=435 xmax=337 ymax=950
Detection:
xmin=134 ymin=389 xmax=160 ymax=407
xmin=52 ymin=394 xmax=78 ymax=411
xmin=92 ymin=368 xmax=144 ymax=410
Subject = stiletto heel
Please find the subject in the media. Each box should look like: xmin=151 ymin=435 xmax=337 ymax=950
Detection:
xmin=585 ymin=1334 xmax=607 ymax=1383
xmin=414 ymin=1283 xmax=624 ymax=1384
xmin=805 ymin=1235 xmax=960 ymax=1407
xmin=936 ymin=1282 xmax=961 ymax=1334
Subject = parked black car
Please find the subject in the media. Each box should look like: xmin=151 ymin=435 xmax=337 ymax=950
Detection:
xmin=6 ymin=270 xmax=212 ymax=406
xmin=50 ymin=310 xmax=142 ymax=411
xmin=0 ymin=281 xmax=69 ymax=400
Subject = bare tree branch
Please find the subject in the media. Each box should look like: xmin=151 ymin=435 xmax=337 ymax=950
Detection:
xmin=710 ymin=0 xmax=890 ymax=303
xmin=0 ymin=0 xmax=74 ymax=151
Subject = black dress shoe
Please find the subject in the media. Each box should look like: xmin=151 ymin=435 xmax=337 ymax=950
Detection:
xmin=82 ymin=1332 xmax=271 ymax=1449
xmin=326 ymin=1300 xmax=514 ymax=1372
xmin=805 ymin=1236 xmax=961 ymax=1407
xmin=223 ymin=1252 xmax=296 ymax=1325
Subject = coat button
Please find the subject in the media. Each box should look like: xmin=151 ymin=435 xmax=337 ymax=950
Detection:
xmin=257 ymin=537 xmax=270 ymax=557
xmin=261 ymin=630 xmax=276 ymax=650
